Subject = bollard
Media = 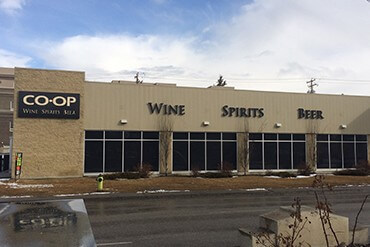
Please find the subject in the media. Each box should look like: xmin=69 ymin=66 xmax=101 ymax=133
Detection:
xmin=96 ymin=174 xmax=104 ymax=191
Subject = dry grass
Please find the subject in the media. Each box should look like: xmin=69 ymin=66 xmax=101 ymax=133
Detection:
xmin=0 ymin=175 xmax=369 ymax=198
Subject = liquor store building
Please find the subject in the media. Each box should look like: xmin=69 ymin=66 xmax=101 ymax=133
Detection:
xmin=8 ymin=68 xmax=370 ymax=179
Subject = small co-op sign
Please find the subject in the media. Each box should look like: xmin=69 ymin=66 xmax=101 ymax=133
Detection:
xmin=18 ymin=91 xmax=80 ymax=119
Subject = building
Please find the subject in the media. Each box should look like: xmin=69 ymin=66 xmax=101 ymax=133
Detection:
xmin=1 ymin=67 xmax=369 ymax=179
xmin=0 ymin=68 xmax=14 ymax=178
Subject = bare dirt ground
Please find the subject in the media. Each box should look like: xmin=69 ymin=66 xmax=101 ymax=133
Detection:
xmin=1 ymin=175 xmax=370 ymax=198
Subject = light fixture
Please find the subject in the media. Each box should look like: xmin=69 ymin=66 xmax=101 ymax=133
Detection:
xmin=275 ymin=123 xmax=282 ymax=128
xmin=202 ymin=121 xmax=210 ymax=126
xmin=340 ymin=124 xmax=347 ymax=129
xmin=120 ymin=119 xmax=128 ymax=124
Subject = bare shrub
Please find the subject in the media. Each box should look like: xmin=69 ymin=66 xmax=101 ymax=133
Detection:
xmin=134 ymin=163 xmax=152 ymax=178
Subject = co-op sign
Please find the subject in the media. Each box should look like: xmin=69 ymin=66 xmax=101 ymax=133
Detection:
xmin=18 ymin=91 xmax=80 ymax=119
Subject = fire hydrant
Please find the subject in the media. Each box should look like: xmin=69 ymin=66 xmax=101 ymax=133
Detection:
xmin=97 ymin=174 xmax=104 ymax=191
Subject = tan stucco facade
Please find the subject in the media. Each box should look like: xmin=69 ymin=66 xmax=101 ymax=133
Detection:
xmin=84 ymin=82 xmax=370 ymax=134
xmin=12 ymin=68 xmax=85 ymax=178
xmin=7 ymin=68 xmax=370 ymax=178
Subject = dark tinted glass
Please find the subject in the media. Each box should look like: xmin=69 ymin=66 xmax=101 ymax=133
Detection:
xmin=249 ymin=133 xmax=262 ymax=140
xmin=143 ymin=132 xmax=159 ymax=139
xmin=190 ymin=132 xmax=205 ymax=140
xmin=143 ymin=141 xmax=159 ymax=171
xmin=124 ymin=131 xmax=141 ymax=139
xmin=105 ymin=131 xmax=122 ymax=139
xmin=264 ymin=142 xmax=277 ymax=169
xmin=317 ymin=135 xmax=328 ymax=142
xmin=293 ymin=134 xmax=305 ymax=140
xmin=223 ymin=133 xmax=237 ymax=140
xmin=279 ymin=134 xmax=291 ymax=140
xmin=207 ymin=142 xmax=221 ymax=170
xmin=356 ymin=135 xmax=367 ymax=142
xmin=250 ymin=142 xmax=262 ymax=169
xmin=207 ymin=133 xmax=221 ymax=140
xmin=293 ymin=142 xmax=306 ymax=169
xmin=330 ymin=134 xmax=341 ymax=142
xmin=124 ymin=141 xmax=141 ymax=171
xmin=264 ymin=134 xmax=277 ymax=140
xmin=343 ymin=143 xmax=355 ymax=168
xmin=84 ymin=141 xmax=103 ymax=172
xmin=173 ymin=141 xmax=188 ymax=171
xmin=223 ymin=142 xmax=237 ymax=170
xmin=85 ymin=131 xmax=103 ymax=139
xmin=0 ymin=155 xmax=9 ymax=172
xmin=343 ymin=135 xmax=354 ymax=141
xmin=173 ymin=132 xmax=188 ymax=140
xmin=190 ymin=142 xmax=205 ymax=170
xmin=317 ymin=143 xmax=329 ymax=168
xmin=143 ymin=131 xmax=159 ymax=140
xmin=356 ymin=143 xmax=368 ymax=164
xmin=105 ymin=141 xmax=122 ymax=172
xmin=279 ymin=142 xmax=291 ymax=169
xmin=330 ymin=143 xmax=342 ymax=168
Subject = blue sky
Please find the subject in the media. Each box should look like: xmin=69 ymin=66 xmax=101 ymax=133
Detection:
xmin=1 ymin=0 xmax=370 ymax=95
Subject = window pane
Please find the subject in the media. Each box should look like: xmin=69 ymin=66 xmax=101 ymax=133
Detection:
xmin=279 ymin=142 xmax=291 ymax=169
xmin=317 ymin=143 xmax=329 ymax=168
xmin=249 ymin=133 xmax=262 ymax=140
xmin=343 ymin=135 xmax=354 ymax=141
xmin=330 ymin=143 xmax=342 ymax=168
xmin=143 ymin=132 xmax=159 ymax=139
xmin=250 ymin=142 xmax=262 ymax=169
xmin=207 ymin=142 xmax=221 ymax=170
xmin=343 ymin=143 xmax=355 ymax=168
xmin=356 ymin=135 xmax=367 ymax=142
xmin=223 ymin=133 xmax=236 ymax=140
xmin=264 ymin=142 xmax=277 ymax=169
xmin=317 ymin=135 xmax=328 ymax=142
xmin=356 ymin=143 xmax=368 ymax=164
xmin=293 ymin=142 xmax=306 ymax=169
xmin=143 ymin=141 xmax=159 ymax=171
xmin=190 ymin=132 xmax=205 ymax=140
xmin=207 ymin=133 xmax=221 ymax=140
xmin=293 ymin=134 xmax=305 ymax=140
xmin=264 ymin=134 xmax=277 ymax=140
xmin=105 ymin=141 xmax=122 ymax=172
xmin=124 ymin=141 xmax=141 ymax=171
xmin=105 ymin=131 xmax=122 ymax=139
xmin=84 ymin=141 xmax=103 ymax=172
xmin=279 ymin=134 xmax=291 ymax=140
xmin=190 ymin=141 xmax=205 ymax=171
xmin=330 ymin=134 xmax=341 ymax=142
xmin=173 ymin=132 xmax=188 ymax=140
xmin=223 ymin=142 xmax=237 ymax=170
xmin=85 ymin=131 xmax=103 ymax=139
xmin=173 ymin=141 xmax=188 ymax=171
xmin=124 ymin=131 xmax=141 ymax=139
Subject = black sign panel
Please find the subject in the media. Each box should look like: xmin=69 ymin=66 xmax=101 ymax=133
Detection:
xmin=18 ymin=91 xmax=80 ymax=119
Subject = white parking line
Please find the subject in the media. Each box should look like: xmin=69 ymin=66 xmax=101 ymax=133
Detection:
xmin=97 ymin=241 xmax=133 ymax=246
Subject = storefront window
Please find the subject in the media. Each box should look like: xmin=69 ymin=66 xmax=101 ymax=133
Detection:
xmin=173 ymin=132 xmax=237 ymax=171
xmin=249 ymin=133 xmax=306 ymax=170
xmin=84 ymin=131 xmax=159 ymax=173
xmin=316 ymin=134 xmax=368 ymax=169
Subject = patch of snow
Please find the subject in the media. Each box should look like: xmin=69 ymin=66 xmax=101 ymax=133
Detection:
xmin=0 ymin=182 xmax=53 ymax=189
xmin=0 ymin=195 xmax=32 ymax=199
xmin=265 ymin=176 xmax=281 ymax=179
xmin=244 ymin=188 xmax=268 ymax=192
xmin=137 ymin=189 xmax=190 ymax=194
xmin=55 ymin=192 xmax=112 ymax=197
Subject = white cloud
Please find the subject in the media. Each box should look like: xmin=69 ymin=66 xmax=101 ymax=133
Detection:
xmin=37 ymin=0 xmax=370 ymax=95
xmin=0 ymin=49 xmax=31 ymax=67
xmin=0 ymin=0 xmax=25 ymax=15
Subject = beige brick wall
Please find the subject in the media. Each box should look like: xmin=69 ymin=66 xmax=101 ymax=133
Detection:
xmin=12 ymin=68 xmax=85 ymax=178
